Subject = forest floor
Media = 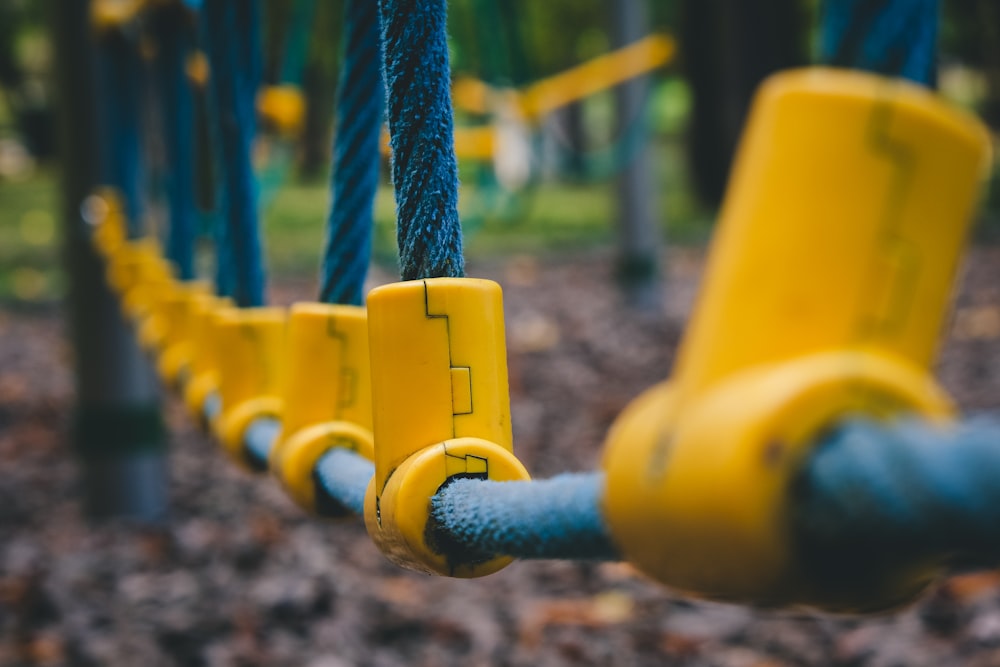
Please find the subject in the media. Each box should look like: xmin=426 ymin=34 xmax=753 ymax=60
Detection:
xmin=3 ymin=246 xmax=1000 ymax=667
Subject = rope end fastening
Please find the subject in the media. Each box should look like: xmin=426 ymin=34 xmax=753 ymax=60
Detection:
xmin=363 ymin=278 xmax=530 ymax=577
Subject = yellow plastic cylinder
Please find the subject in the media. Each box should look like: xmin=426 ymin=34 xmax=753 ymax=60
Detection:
xmin=213 ymin=307 xmax=287 ymax=469
xmin=271 ymin=303 xmax=375 ymax=514
xmin=601 ymin=68 xmax=991 ymax=610
xmin=85 ymin=188 xmax=128 ymax=259
xmin=107 ymin=238 xmax=166 ymax=298
xmin=156 ymin=282 xmax=212 ymax=387
xmin=363 ymin=278 xmax=530 ymax=577
xmin=183 ymin=296 xmax=233 ymax=420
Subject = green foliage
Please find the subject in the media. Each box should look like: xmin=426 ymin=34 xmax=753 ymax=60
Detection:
xmin=0 ymin=172 xmax=60 ymax=303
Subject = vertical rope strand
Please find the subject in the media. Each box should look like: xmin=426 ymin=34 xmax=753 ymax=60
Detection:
xmin=96 ymin=34 xmax=146 ymax=235
xmin=819 ymin=0 xmax=940 ymax=86
xmin=203 ymin=0 xmax=267 ymax=306
xmin=319 ymin=0 xmax=384 ymax=305
xmin=379 ymin=0 xmax=465 ymax=280
xmin=156 ymin=9 xmax=198 ymax=280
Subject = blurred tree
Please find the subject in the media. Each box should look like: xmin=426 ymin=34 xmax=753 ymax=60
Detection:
xmin=681 ymin=0 xmax=810 ymax=207
xmin=611 ymin=0 xmax=661 ymax=309
xmin=300 ymin=0 xmax=341 ymax=179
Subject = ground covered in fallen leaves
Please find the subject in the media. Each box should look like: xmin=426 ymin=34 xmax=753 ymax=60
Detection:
xmin=3 ymin=248 xmax=1000 ymax=666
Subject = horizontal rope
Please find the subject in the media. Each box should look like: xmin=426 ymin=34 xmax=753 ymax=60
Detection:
xmin=205 ymin=394 xmax=1000 ymax=579
xmin=244 ymin=417 xmax=280 ymax=472
xmin=430 ymin=473 xmax=619 ymax=561
xmin=230 ymin=413 xmax=615 ymax=560
xmin=793 ymin=417 xmax=1000 ymax=597
xmin=314 ymin=448 xmax=374 ymax=516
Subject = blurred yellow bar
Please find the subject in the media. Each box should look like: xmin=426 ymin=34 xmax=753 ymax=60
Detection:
xmin=520 ymin=34 xmax=675 ymax=119
xmin=380 ymin=125 xmax=496 ymax=161
xmin=91 ymin=0 xmax=148 ymax=32
xmin=451 ymin=34 xmax=676 ymax=121
xmin=452 ymin=77 xmax=493 ymax=116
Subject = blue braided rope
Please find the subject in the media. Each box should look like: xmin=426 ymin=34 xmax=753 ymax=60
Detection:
xmin=315 ymin=448 xmax=375 ymax=516
xmin=379 ymin=0 xmax=465 ymax=280
xmin=95 ymin=34 xmax=146 ymax=235
xmin=819 ymin=0 xmax=939 ymax=86
xmin=194 ymin=7 xmax=235 ymax=296
xmin=156 ymin=10 xmax=198 ymax=280
xmin=793 ymin=418 xmax=1000 ymax=604
xmin=319 ymin=0 xmax=384 ymax=306
xmin=203 ymin=0 xmax=267 ymax=306
xmin=430 ymin=473 xmax=619 ymax=561
xmin=227 ymin=409 xmax=1000 ymax=573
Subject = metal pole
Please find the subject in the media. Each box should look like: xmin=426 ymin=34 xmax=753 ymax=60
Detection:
xmin=51 ymin=0 xmax=168 ymax=521
xmin=611 ymin=0 xmax=662 ymax=309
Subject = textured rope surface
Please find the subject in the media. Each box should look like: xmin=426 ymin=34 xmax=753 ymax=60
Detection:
xmin=794 ymin=418 xmax=1000 ymax=592
xmin=819 ymin=0 xmax=939 ymax=86
xmin=203 ymin=0 xmax=267 ymax=306
xmin=379 ymin=0 xmax=465 ymax=280
xmin=156 ymin=9 xmax=197 ymax=280
xmin=319 ymin=0 xmax=384 ymax=305
xmin=431 ymin=473 xmax=619 ymax=561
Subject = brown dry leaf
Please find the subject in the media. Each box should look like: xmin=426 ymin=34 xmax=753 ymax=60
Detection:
xmin=518 ymin=591 xmax=636 ymax=647
xmin=660 ymin=632 xmax=703 ymax=658
xmin=504 ymin=254 xmax=540 ymax=287
xmin=598 ymin=561 xmax=640 ymax=582
xmin=249 ymin=510 xmax=285 ymax=545
xmin=945 ymin=571 xmax=1000 ymax=602
xmin=953 ymin=306 xmax=1000 ymax=341
xmin=23 ymin=634 xmax=63 ymax=666
xmin=377 ymin=576 xmax=424 ymax=606
xmin=509 ymin=312 xmax=560 ymax=353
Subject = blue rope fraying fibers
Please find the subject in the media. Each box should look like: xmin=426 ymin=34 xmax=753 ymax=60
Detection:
xmin=819 ymin=0 xmax=939 ymax=86
xmin=379 ymin=0 xmax=465 ymax=280
xmin=430 ymin=473 xmax=620 ymax=561
xmin=793 ymin=417 xmax=1000 ymax=605
xmin=314 ymin=448 xmax=375 ymax=517
xmin=319 ymin=0 xmax=384 ymax=305
xmin=95 ymin=34 xmax=146 ymax=235
xmin=203 ymin=0 xmax=267 ymax=306
xmin=155 ymin=9 xmax=198 ymax=280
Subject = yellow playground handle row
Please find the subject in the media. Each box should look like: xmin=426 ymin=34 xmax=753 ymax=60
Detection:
xmin=88 ymin=68 xmax=991 ymax=610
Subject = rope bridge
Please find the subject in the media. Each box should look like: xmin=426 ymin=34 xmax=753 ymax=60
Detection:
xmin=83 ymin=0 xmax=1000 ymax=613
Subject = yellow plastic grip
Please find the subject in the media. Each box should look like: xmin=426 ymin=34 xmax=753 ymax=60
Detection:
xmin=85 ymin=188 xmax=128 ymax=259
xmin=213 ymin=307 xmax=287 ymax=469
xmin=183 ymin=296 xmax=233 ymax=421
xmin=601 ymin=68 xmax=991 ymax=610
xmin=106 ymin=238 xmax=166 ymax=298
xmin=363 ymin=278 xmax=530 ymax=577
xmin=156 ymin=282 xmax=212 ymax=387
xmin=271 ymin=303 xmax=375 ymax=514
